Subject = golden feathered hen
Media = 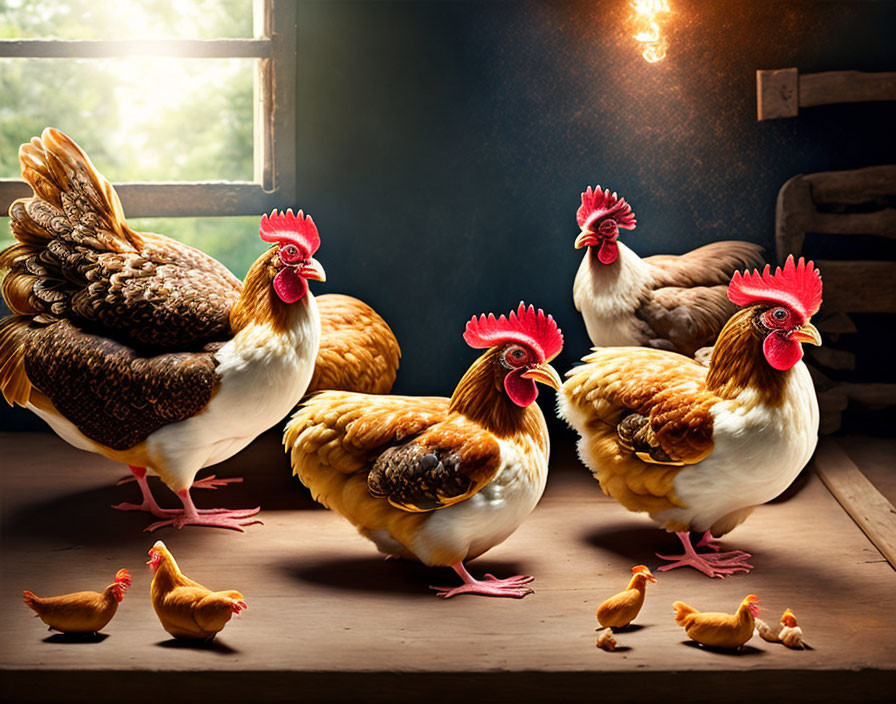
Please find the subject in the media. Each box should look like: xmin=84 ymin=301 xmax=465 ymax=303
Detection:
xmin=285 ymin=303 xmax=563 ymax=598
xmin=23 ymin=568 xmax=131 ymax=634
xmin=559 ymin=257 xmax=822 ymax=577
xmin=147 ymin=541 xmax=246 ymax=640
xmin=596 ymin=565 xmax=656 ymax=629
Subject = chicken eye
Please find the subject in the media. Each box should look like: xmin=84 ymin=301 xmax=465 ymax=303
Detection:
xmin=502 ymin=345 xmax=529 ymax=368
xmin=772 ymin=308 xmax=788 ymax=321
xmin=279 ymin=244 xmax=301 ymax=264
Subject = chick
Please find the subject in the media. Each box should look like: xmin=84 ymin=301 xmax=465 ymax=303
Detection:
xmin=673 ymin=594 xmax=758 ymax=649
xmin=756 ymin=608 xmax=808 ymax=649
xmin=596 ymin=565 xmax=657 ymax=629
xmin=23 ymin=569 xmax=131 ymax=634
xmin=147 ymin=541 xmax=246 ymax=641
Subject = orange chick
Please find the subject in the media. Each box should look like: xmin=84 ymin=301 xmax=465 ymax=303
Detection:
xmin=147 ymin=541 xmax=246 ymax=641
xmin=23 ymin=568 xmax=131 ymax=634
xmin=596 ymin=565 xmax=657 ymax=628
xmin=673 ymin=594 xmax=759 ymax=649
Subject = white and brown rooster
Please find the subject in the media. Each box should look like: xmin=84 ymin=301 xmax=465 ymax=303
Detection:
xmin=285 ymin=303 xmax=563 ymax=598
xmin=573 ymin=185 xmax=765 ymax=357
xmin=559 ymin=256 xmax=822 ymax=577
xmin=0 ymin=129 xmax=326 ymax=531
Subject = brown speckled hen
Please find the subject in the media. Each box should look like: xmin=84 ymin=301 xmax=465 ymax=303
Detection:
xmin=572 ymin=186 xmax=765 ymax=357
xmin=0 ymin=128 xmax=327 ymax=531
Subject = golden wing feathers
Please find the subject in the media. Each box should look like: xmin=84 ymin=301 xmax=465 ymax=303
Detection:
xmin=307 ymin=294 xmax=401 ymax=395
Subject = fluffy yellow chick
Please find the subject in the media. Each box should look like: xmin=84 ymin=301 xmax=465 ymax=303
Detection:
xmin=673 ymin=594 xmax=758 ymax=649
xmin=596 ymin=565 xmax=657 ymax=628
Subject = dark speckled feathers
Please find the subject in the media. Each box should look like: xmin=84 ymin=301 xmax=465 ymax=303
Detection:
xmin=2 ymin=129 xmax=240 ymax=349
xmin=367 ymin=419 xmax=502 ymax=512
xmin=23 ymin=319 xmax=220 ymax=450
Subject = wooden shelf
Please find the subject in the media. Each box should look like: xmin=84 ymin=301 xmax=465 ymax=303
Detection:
xmin=1 ymin=432 xmax=894 ymax=703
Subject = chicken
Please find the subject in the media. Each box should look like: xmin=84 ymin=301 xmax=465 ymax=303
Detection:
xmin=306 ymin=293 xmax=400 ymax=396
xmin=23 ymin=568 xmax=131 ymax=634
xmin=596 ymin=565 xmax=656 ymax=628
xmin=673 ymin=594 xmax=759 ymax=649
xmin=0 ymin=128 xmax=326 ymax=531
xmin=572 ymin=186 xmax=765 ymax=357
xmin=147 ymin=540 xmax=246 ymax=640
xmin=559 ymin=256 xmax=822 ymax=577
xmin=284 ymin=303 xmax=563 ymax=598
xmin=756 ymin=608 xmax=808 ymax=649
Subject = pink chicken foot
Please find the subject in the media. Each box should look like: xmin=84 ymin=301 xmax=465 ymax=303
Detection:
xmin=429 ymin=562 xmax=535 ymax=599
xmin=655 ymin=530 xmax=754 ymax=579
xmin=116 ymin=471 xmax=243 ymax=491
xmin=112 ymin=466 xmax=261 ymax=532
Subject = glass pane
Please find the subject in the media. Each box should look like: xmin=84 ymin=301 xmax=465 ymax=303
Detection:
xmin=0 ymin=57 xmax=254 ymax=181
xmin=0 ymin=215 xmax=264 ymax=280
xmin=0 ymin=0 xmax=253 ymax=40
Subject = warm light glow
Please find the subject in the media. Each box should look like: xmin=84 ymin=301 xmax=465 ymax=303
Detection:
xmin=630 ymin=0 xmax=671 ymax=63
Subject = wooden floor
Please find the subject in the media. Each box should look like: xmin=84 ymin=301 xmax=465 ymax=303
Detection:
xmin=1 ymin=431 xmax=894 ymax=703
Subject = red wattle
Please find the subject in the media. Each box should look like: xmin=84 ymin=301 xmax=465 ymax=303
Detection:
xmin=273 ymin=267 xmax=309 ymax=303
xmin=597 ymin=239 xmax=619 ymax=264
xmin=763 ymin=331 xmax=803 ymax=371
xmin=504 ymin=369 xmax=539 ymax=407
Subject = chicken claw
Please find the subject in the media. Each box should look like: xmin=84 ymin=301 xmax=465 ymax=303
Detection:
xmin=429 ymin=563 xmax=535 ymax=599
xmin=656 ymin=531 xmax=753 ymax=578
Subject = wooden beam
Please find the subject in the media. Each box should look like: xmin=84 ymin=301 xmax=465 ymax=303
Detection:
xmin=810 ymin=209 xmax=896 ymax=237
xmin=0 ymin=180 xmax=291 ymax=218
xmin=775 ymin=174 xmax=813 ymax=263
xmin=801 ymin=70 xmax=896 ymax=109
xmin=814 ymin=439 xmax=896 ymax=569
xmin=804 ymin=165 xmax=896 ymax=205
xmin=815 ymin=260 xmax=896 ymax=313
xmin=757 ymin=69 xmax=896 ymax=121
xmin=757 ymin=68 xmax=798 ymax=120
xmin=0 ymin=38 xmax=272 ymax=59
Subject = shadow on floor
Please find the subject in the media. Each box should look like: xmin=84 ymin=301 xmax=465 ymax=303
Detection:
xmin=680 ymin=640 xmax=765 ymax=656
xmin=155 ymin=638 xmax=240 ymax=655
xmin=42 ymin=632 xmax=109 ymax=644
xmin=281 ymin=555 xmax=534 ymax=597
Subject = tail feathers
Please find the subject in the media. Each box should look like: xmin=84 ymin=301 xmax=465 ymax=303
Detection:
xmin=0 ymin=316 xmax=33 ymax=407
xmin=23 ymin=590 xmax=42 ymax=612
xmin=15 ymin=128 xmax=137 ymax=249
xmin=114 ymin=569 xmax=132 ymax=589
xmin=673 ymin=601 xmax=698 ymax=626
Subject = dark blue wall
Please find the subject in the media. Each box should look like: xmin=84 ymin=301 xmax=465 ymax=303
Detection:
xmin=4 ymin=0 xmax=895 ymax=432
xmin=293 ymin=0 xmax=896 ymax=426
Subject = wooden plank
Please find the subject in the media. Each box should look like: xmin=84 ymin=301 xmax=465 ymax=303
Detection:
xmin=800 ymin=70 xmax=896 ymax=109
xmin=805 ymin=165 xmax=896 ymax=205
xmin=269 ymin=0 xmax=298 ymax=203
xmin=0 ymin=179 xmax=292 ymax=218
xmin=814 ymin=439 xmax=896 ymax=569
xmin=809 ymin=209 xmax=896 ymax=237
xmin=815 ymin=260 xmax=896 ymax=313
xmin=0 ymin=433 xmax=894 ymax=703
xmin=757 ymin=68 xmax=798 ymax=120
xmin=0 ymin=38 xmax=272 ymax=59
xmin=775 ymin=174 xmax=813 ymax=263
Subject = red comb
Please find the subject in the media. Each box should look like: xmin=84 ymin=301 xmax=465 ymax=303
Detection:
xmin=728 ymin=255 xmax=822 ymax=322
xmin=463 ymin=303 xmax=563 ymax=362
xmin=259 ymin=208 xmax=320 ymax=256
xmin=114 ymin=569 xmax=131 ymax=587
xmin=576 ymin=186 xmax=637 ymax=230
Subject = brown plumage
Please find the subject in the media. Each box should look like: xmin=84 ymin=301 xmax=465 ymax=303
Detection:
xmin=673 ymin=594 xmax=759 ymax=649
xmin=573 ymin=185 xmax=765 ymax=357
xmin=148 ymin=541 xmax=246 ymax=640
xmin=23 ymin=568 xmax=131 ymax=634
xmin=306 ymin=294 xmax=401 ymax=396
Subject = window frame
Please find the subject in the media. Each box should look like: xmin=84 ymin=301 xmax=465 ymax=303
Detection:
xmin=0 ymin=0 xmax=296 ymax=218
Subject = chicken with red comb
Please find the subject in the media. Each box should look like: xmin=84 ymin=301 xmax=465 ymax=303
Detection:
xmin=572 ymin=185 xmax=765 ymax=357
xmin=285 ymin=303 xmax=563 ymax=598
xmin=0 ymin=129 xmax=326 ymax=531
xmin=559 ymin=256 xmax=822 ymax=577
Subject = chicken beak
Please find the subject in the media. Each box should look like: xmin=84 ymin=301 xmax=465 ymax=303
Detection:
xmin=791 ymin=322 xmax=821 ymax=346
xmin=300 ymin=257 xmax=326 ymax=282
xmin=521 ymin=363 xmax=562 ymax=390
xmin=574 ymin=230 xmax=596 ymax=250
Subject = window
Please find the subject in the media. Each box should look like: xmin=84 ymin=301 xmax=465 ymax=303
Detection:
xmin=0 ymin=0 xmax=296 ymax=274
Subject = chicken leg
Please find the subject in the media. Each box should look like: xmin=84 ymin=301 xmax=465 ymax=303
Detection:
xmin=429 ymin=562 xmax=534 ymax=599
xmin=656 ymin=531 xmax=753 ymax=578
